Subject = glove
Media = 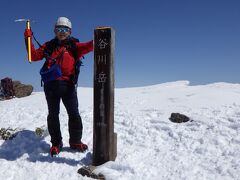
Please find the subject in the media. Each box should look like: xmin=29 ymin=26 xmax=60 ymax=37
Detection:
xmin=24 ymin=28 xmax=32 ymax=38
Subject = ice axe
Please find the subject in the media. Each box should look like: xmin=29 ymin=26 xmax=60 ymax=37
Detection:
xmin=15 ymin=19 xmax=35 ymax=63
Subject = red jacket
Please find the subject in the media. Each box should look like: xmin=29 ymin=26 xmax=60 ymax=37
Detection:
xmin=28 ymin=37 xmax=93 ymax=81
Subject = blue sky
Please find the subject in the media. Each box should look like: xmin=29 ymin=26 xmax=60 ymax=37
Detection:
xmin=0 ymin=0 xmax=240 ymax=91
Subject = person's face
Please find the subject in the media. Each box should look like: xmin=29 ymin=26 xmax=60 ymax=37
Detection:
xmin=55 ymin=26 xmax=71 ymax=41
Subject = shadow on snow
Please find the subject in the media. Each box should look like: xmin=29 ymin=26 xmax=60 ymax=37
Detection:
xmin=0 ymin=130 xmax=92 ymax=166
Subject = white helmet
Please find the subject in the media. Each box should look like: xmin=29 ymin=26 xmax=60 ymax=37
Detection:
xmin=55 ymin=17 xmax=72 ymax=29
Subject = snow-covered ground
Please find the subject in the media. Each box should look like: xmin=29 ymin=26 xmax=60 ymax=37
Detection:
xmin=0 ymin=81 xmax=240 ymax=180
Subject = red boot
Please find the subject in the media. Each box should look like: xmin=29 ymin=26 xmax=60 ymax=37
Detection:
xmin=70 ymin=142 xmax=88 ymax=152
xmin=50 ymin=142 xmax=63 ymax=157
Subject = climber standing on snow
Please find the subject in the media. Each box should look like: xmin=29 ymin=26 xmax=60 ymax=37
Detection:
xmin=24 ymin=17 xmax=93 ymax=156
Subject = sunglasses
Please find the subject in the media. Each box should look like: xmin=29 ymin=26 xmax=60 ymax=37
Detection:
xmin=55 ymin=27 xmax=71 ymax=33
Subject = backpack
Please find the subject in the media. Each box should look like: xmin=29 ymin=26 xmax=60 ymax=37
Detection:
xmin=0 ymin=77 xmax=15 ymax=98
xmin=44 ymin=37 xmax=83 ymax=84
xmin=33 ymin=35 xmax=83 ymax=85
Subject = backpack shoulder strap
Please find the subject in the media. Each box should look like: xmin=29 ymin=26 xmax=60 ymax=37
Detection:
xmin=67 ymin=37 xmax=85 ymax=85
xmin=67 ymin=37 xmax=80 ymax=61
xmin=44 ymin=38 xmax=58 ymax=57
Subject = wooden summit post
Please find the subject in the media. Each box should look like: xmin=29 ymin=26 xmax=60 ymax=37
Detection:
xmin=93 ymin=27 xmax=117 ymax=166
xmin=77 ymin=27 xmax=117 ymax=178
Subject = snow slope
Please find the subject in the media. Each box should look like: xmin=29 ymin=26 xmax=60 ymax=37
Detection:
xmin=0 ymin=81 xmax=240 ymax=180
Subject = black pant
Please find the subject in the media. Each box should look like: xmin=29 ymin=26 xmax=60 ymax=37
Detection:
xmin=44 ymin=80 xmax=83 ymax=145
